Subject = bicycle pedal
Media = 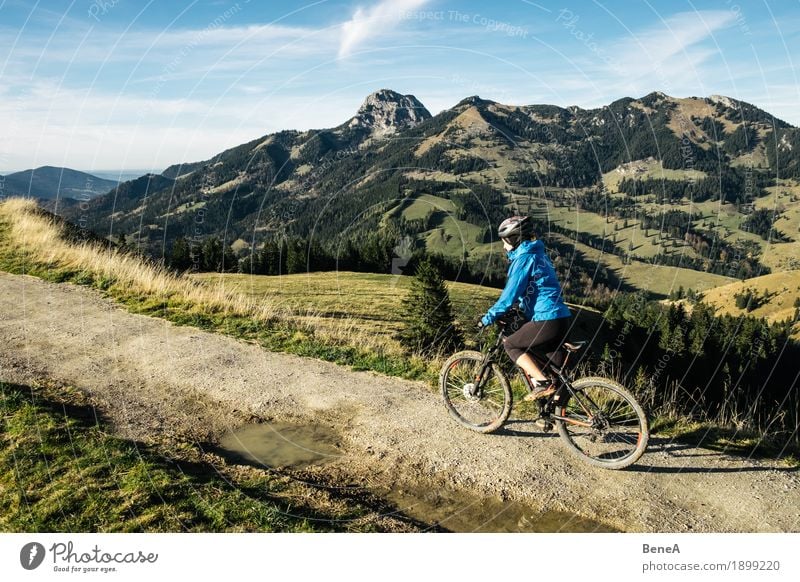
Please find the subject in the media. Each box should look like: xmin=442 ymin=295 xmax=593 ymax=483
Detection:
xmin=535 ymin=417 xmax=554 ymax=432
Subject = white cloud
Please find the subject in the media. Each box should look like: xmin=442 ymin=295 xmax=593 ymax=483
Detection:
xmin=0 ymin=77 xmax=373 ymax=171
xmin=338 ymin=0 xmax=431 ymax=58
xmin=0 ymin=22 xmax=336 ymax=72
xmin=608 ymin=10 xmax=737 ymax=92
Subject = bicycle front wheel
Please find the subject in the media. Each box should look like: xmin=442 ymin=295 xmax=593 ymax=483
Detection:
xmin=440 ymin=350 xmax=512 ymax=433
xmin=555 ymin=376 xmax=649 ymax=469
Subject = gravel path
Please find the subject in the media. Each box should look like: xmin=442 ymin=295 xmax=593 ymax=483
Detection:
xmin=1 ymin=271 xmax=798 ymax=532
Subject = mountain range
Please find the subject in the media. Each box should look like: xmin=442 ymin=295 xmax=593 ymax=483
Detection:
xmin=51 ymin=88 xmax=800 ymax=291
xmin=1 ymin=166 xmax=118 ymax=201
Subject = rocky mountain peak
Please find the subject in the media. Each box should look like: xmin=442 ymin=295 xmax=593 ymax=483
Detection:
xmin=348 ymin=89 xmax=431 ymax=137
xmin=454 ymin=95 xmax=493 ymax=108
xmin=708 ymin=94 xmax=739 ymax=109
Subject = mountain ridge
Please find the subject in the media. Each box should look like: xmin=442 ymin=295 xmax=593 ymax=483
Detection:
xmin=2 ymin=166 xmax=119 ymax=201
xmin=51 ymin=88 xmax=800 ymax=292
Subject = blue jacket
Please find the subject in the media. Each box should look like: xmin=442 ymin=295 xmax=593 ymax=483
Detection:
xmin=481 ymin=239 xmax=571 ymax=326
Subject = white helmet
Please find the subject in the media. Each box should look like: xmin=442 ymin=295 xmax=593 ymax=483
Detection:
xmin=498 ymin=216 xmax=533 ymax=248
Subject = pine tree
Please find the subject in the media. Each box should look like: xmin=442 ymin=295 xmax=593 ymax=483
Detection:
xmin=222 ymin=244 xmax=237 ymax=273
xmin=398 ymin=258 xmax=462 ymax=355
xmin=169 ymin=236 xmax=191 ymax=272
xmin=286 ymin=239 xmax=307 ymax=274
xmin=201 ymin=237 xmax=223 ymax=272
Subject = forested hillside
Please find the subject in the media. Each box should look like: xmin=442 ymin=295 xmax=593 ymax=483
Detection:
xmin=57 ymin=89 xmax=800 ymax=303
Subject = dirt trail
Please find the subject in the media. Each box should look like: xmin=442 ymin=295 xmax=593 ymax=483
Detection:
xmin=1 ymin=271 xmax=798 ymax=532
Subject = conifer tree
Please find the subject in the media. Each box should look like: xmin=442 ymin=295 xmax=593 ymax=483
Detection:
xmin=398 ymin=258 xmax=462 ymax=355
xmin=201 ymin=236 xmax=223 ymax=272
xmin=169 ymin=236 xmax=191 ymax=271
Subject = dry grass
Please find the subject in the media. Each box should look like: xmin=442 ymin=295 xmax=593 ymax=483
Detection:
xmin=0 ymin=198 xmax=281 ymax=321
xmin=0 ymin=197 xmax=401 ymax=357
xmin=701 ymin=270 xmax=800 ymax=335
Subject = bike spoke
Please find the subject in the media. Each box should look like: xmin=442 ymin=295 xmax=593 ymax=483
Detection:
xmin=557 ymin=381 xmax=648 ymax=468
xmin=604 ymin=432 xmax=639 ymax=444
xmin=441 ymin=354 xmax=511 ymax=431
xmin=605 ymin=413 xmax=639 ymax=425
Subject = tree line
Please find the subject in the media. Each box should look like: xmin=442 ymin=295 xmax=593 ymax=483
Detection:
xmin=602 ymin=293 xmax=799 ymax=444
xmin=616 ymin=166 xmax=770 ymax=204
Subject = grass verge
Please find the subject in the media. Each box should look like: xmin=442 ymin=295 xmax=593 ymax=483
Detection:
xmin=0 ymin=380 xmax=421 ymax=532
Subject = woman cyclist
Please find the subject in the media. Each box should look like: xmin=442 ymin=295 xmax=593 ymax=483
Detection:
xmin=478 ymin=216 xmax=572 ymax=400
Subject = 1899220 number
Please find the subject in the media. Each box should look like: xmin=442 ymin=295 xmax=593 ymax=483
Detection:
xmin=735 ymin=560 xmax=780 ymax=571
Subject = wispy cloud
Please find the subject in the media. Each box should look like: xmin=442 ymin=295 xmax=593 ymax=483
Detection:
xmin=608 ymin=10 xmax=737 ymax=86
xmin=338 ymin=0 xmax=431 ymax=58
xmin=0 ymin=22 xmax=334 ymax=71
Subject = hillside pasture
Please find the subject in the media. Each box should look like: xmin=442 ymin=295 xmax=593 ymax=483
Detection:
xmin=190 ymin=271 xmax=502 ymax=351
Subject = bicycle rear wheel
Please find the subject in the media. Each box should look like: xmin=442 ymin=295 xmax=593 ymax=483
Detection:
xmin=555 ymin=376 xmax=648 ymax=469
xmin=440 ymin=350 xmax=512 ymax=433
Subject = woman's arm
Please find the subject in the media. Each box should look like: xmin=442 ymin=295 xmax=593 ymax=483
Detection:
xmin=480 ymin=256 xmax=532 ymax=326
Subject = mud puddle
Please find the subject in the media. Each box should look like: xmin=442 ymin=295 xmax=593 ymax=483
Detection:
xmin=216 ymin=422 xmax=342 ymax=469
xmin=217 ymin=422 xmax=618 ymax=532
xmin=381 ymin=484 xmax=619 ymax=532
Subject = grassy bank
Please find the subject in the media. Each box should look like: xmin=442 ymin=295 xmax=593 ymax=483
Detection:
xmin=189 ymin=271 xmax=504 ymax=352
xmin=0 ymin=198 xmax=432 ymax=381
xmin=0 ymin=381 xmax=417 ymax=532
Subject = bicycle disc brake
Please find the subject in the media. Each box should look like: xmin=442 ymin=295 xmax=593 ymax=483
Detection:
xmin=462 ymin=382 xmax=481 ymax=402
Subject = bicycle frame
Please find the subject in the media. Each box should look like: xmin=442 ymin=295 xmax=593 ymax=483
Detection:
xmin=473 ymin=327 xmax=599 ymax=428
xmin=445 ymin=324 xmax=649 ymax=468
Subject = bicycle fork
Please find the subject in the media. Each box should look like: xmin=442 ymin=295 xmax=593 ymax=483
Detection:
xmin=471 ymin=356 xmax=495 ymax=396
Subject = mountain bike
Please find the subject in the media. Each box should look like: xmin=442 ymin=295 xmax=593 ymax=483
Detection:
xmin=440 ymin=320 xmax=649 ymax=469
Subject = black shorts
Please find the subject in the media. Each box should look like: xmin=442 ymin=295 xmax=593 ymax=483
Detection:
xmin=503 ymin=316 xmax=571 ymax=364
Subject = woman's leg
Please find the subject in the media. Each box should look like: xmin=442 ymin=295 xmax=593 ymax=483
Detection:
xmin=503 ymin=317 xmax=571 ymax=382
xmin=515 ymin=352 xmax=547 ymax=382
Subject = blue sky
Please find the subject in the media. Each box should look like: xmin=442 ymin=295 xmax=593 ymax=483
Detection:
xmin=1 ymin=0 xmax=798 ymax=172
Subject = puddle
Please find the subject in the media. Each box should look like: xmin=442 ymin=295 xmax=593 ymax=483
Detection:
xmin=382 ymin=485 xmax=619 ymax=532
xmin=217 ymin=422 xmax=342 ymax=469
xmin=217 ymin=422 xmax=618 ymax=532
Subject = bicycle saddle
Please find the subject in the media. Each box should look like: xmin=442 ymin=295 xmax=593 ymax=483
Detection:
xmin=563 ymin=341 xmax=587 ymax=352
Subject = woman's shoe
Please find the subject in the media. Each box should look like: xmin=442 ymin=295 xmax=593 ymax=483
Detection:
xmin=523 ymin=381 xmax=556 ymax=401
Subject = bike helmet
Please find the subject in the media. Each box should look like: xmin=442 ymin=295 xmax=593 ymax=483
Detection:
xmin=497 ymin=215 xmax=533 ymax=248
